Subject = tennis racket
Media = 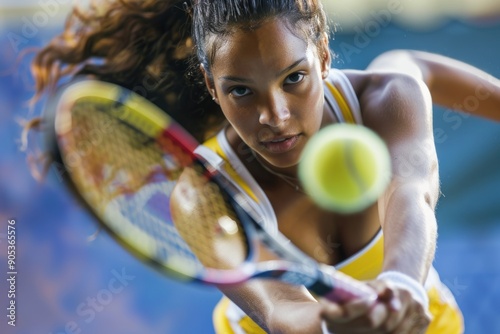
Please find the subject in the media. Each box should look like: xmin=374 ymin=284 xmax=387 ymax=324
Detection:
xmin=45 ymin=78 xmax=377 ymax=304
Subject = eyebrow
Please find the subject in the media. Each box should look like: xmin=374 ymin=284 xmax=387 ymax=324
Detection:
xmin=219 ymin=57 xmax=307 ymax=83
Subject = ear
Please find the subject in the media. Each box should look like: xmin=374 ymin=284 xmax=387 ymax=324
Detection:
xmin=319 ymin=33 xmax=331 ymax=80
xmin=200 ymin=64 xmax=219 ymax=104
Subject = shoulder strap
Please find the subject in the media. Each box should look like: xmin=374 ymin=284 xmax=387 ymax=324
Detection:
xmin=324 ymin=69 xmax=363 ymax=124
xmin=195 ymin=135 xmax=259 ymax=203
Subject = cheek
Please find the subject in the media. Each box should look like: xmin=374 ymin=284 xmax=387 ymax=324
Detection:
xmin=220 ymin=105 xmax=255 ymax=136
xmin=298 ymin=83 xmax=324 ymax=122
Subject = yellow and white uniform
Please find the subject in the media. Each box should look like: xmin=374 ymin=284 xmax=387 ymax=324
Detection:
xmin=194 ymin=69 xmax=464 ymax=334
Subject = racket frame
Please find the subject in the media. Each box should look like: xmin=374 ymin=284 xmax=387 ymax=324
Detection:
xmin=48 ymin=78 xmax=377 ymax=303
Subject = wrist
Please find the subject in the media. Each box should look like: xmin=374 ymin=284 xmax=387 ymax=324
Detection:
xmin=377 ymin=271 xmax=429 ymax=309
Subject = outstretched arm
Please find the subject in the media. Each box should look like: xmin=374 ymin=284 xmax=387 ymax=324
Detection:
xmin=367 ymin=49 xmax=500 ymax=122
xmin=318 ymin=65 xmax=439 ymax=332
xmin=321 ymin=50 xmax=494 ymax=332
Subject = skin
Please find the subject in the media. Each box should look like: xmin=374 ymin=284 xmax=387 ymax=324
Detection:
xmin=206 ymin=20 xmax=331 ymax=171
xmin=172 ymin=17 xmax=500 ymax=334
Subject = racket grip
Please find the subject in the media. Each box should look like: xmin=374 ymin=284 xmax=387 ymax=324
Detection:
xmin=318 ymin=267 xmax=378 ymax=304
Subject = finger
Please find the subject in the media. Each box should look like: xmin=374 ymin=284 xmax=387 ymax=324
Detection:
xmin=367 ymin=301 xmax=390 ymax=328
xmin=368 ymin=280 xmax=401 ymax=311
xmin=319 ymin=299 xmax=345 ymax=321
xmin=365 ymin=291 xmax=410 ymax=332
xmin=370 ymin=281 xmax=403 ymax=314
xmin=321 ymin=300 xmax=392 ymax=333
xmin=344 ymin=298 xmax=377 ymax=321
xmin=368 ymin=279 xmax=393 ymax=296
xmin=382 ymin=288 xmax=412 ymax=331
xmin=319 ymin=297 xmax=373 ymax=323
xmin=391 ymin=303 xmax=430 ymax=334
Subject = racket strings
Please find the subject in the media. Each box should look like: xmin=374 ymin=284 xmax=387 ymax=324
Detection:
xmin=172 ymin=167 xmax=249 ymax=270
xmin=65 ymin=101 xmax=165 ymax=203
xmin=61 ymin=97 xmax=251 ymax=277
xmin=60 ymin=98 xmax=203 ymax=271
xmin=106 ymin=183 xmax=199 ymax=266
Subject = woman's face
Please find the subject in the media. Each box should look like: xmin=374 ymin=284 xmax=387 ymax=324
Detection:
xmin=205 ymin=19 xmax=330 ymax=169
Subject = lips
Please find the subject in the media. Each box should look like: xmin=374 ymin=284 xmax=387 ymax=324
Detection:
xmin=260 ymin=134 xmax=300 ymax=154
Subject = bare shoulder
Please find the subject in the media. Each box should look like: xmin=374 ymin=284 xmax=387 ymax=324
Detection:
xmin=340 ymin=69 xmax=430 ymax=110
xmin=339 ymin=70 xmax=439 ymax=201
xmin=340 ymin=69 xmax=433 ymax=137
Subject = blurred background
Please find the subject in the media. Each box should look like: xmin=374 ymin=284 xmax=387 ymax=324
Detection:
xmin=1 ymin=0 xmax=499 ymax=333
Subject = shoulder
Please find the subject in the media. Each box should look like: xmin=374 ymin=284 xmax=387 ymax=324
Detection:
xmin=340 ymin=70 xmax=430 ymax=110
xmin=339 ymin=69 xmax=433 ymax=137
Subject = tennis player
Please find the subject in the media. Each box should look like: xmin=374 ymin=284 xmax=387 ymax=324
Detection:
xmin=30 ymin=1 xmax=500 ymax=333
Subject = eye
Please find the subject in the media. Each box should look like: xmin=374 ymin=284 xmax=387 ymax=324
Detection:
xmin=229 ymin=86 xmax=251 ymax=97
xmin=284 ymin=72 xmax=305 ymax=85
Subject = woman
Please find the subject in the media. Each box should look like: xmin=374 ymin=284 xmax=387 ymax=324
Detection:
xmin=32 ymin=1 xmax=500 ymax=333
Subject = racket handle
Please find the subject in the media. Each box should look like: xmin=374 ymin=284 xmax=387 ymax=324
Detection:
xmin=317 ymin=266 xmax=378 ymax=304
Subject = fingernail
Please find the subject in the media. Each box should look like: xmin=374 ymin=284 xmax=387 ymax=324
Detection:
xmin=390 ymin=298 xmax=402 ymax=311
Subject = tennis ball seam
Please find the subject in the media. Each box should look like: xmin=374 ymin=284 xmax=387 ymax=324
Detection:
xmin=298 ymin=124 xmax=391 ymax=213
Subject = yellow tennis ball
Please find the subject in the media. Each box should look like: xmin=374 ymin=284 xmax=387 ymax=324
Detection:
xmin=298 ymin=124 xmax=392 ymax=214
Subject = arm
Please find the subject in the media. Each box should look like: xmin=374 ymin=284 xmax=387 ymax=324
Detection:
xmin=367 ymin=49 xmax=500 ymax=122
xmin=361 ymin=73 xmax=439 ymax=283
xmin=220 ymin=281 xmax=325 ymax=333
xmin=170 ymin=167 xmax=325 ymax=333
xmin=322 ymin=51 xmax=494 ymax=332
xmin=321 ymin=72 xmax=437 ymax=333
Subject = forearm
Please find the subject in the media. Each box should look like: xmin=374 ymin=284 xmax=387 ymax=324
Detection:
xmin=358 ymin=70 xmax=439 ymax=282
xmin=380 ymin=181 xmax=438 ymax=283
xmin=219 ymin=280 xmax=323 ymax=333
xmin=368 ymin=50 xmax=500 ymax=121
xmin=409 ymin=50 xmax=500 ymax=121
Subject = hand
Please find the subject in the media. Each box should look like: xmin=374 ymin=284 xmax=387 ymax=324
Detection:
xmin=320 ymin=279 xmax=431 ymax=334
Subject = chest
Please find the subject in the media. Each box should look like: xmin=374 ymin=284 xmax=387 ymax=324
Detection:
xmin=263 ymin=184 xmax=381 ymax=265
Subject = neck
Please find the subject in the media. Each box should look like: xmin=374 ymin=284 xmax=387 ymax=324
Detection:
xmin=250 ymin=149 xmax=304 ymax=193
xmin=250 ymin=149 xmax=297 ymax=178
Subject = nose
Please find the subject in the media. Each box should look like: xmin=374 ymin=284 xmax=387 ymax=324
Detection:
xmin=258 ymin=92 xmax=291 ymax=127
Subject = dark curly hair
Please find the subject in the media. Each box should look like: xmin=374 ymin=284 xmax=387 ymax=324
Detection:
xmin=31 ymin=0 xmax=330 ymax=141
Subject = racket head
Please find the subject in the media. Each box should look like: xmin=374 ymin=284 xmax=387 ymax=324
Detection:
xmin=44 ymin=78 xmax=377 ymax=303
xmin=45 ymin=78 xmax=261 ymax=284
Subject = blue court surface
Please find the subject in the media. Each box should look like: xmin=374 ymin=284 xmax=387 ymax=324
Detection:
xmin=1 ymin=7 xmax=499 ymax=334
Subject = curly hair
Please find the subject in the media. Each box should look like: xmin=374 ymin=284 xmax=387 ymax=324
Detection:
xmin=31 ymin=0 xmax=330 ymax=140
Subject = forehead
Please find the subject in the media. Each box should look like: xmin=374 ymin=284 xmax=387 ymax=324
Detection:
xmin=210 ymin=19 xmax=313 ymax=76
